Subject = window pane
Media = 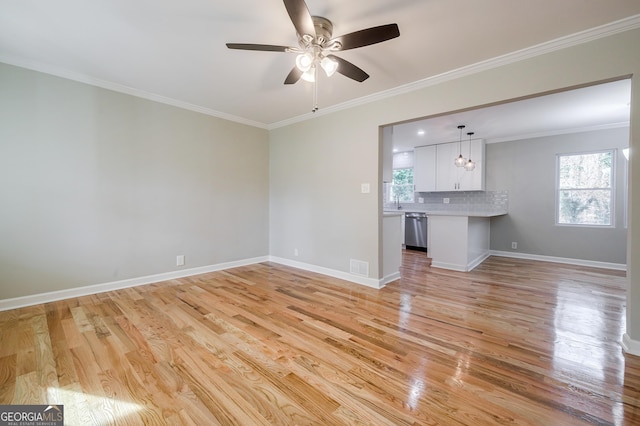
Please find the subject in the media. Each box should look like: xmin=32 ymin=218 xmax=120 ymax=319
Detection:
xmin=558 ymin=189 xmax=611 ymax=225
xmin=393 ymin=168 xmax=414 ymax=185
xmin=392 ymin=168 xmax=414 ymax=203
xmin=558 ymin=152 xmax=612 ymax=189
xmin=391 ymin=184 xmax=414 ymax=203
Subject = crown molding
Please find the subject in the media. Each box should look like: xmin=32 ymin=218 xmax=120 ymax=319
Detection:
xmin=486 ymin=121 xmax=630 ymax=144
xmin=0 ymin=54 xmax=269 ymax=130
xmin=2 ymin=14 xmax=639 ymax=130
xmin=269 ymin=14 xmax=640 ymax=130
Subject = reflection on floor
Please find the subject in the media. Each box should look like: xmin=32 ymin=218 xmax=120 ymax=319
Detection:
xmin=0 ymin=252 xmax=638 ymax=424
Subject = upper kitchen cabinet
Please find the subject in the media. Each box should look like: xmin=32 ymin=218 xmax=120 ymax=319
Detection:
xmin=436 ymin=139 xmax=485 ymax=191
xmin=414 ymin=145 xmax=436 ymax=192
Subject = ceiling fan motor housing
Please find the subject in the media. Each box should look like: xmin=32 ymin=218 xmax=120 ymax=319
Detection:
xmin=298 ymin=16 xmax=336 ymax=48
xmin=313 ymin=16 xmax=333 ymax=44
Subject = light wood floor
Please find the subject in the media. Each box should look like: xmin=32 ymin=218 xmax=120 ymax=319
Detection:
xmin=1 ymin=252 xmax=639 ymax=425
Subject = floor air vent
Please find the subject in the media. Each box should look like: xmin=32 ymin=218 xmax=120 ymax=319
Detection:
xmin=350 ymin=259 xmax=369 ymax=277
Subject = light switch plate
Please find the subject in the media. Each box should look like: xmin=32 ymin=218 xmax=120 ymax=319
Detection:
xmin=361 ymin=183 xmax=370 ymax=193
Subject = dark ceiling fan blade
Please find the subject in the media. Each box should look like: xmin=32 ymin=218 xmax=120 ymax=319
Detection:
xmin=327 ymin=55 xmax=369 ymax=82
xmin=284 ymin=67 xmax=303 ymax=85
xmin=331 ymin=24 xmax=400 ymax=51
xmin=226 ymin=43 xmax=292 ymax=52
xmin=283 ymin=0 xmax=316 ymax=38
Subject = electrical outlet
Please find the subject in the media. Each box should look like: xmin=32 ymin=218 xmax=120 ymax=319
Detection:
xmin=511 ymin=242 xmax=518 ymax=250
xmin=176 ymin=255 xmax=185 ymax=266
xmin=294 ymin=248 xmax=299 ymax=257
xmin=443 ymin=198 xmax=450 ymax=204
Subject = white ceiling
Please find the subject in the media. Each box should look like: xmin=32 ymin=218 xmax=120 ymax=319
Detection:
xmin=1 ymin=1 xmax=639 ymax=128
xmin=390 ymin=79 xmax=632 ymax=152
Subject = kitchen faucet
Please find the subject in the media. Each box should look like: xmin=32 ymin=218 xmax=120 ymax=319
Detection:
xmin=395 ymin=194 xmax=402 ymax=210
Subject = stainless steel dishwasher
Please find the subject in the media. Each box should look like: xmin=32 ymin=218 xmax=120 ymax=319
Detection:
xmin=405 ymin=212 xmax=427 ymax=251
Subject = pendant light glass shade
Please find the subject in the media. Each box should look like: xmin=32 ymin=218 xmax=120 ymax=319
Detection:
xmin=464 ymin=158 xmax=475 ymax=171
xmin=464 ymin=132 xmax=475 ymax=171
xmin=454 ymin=125 xmax=466 ymax=167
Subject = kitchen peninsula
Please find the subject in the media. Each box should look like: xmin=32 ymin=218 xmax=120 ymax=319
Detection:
xmin=427 ymin=211 xmax=506 ymax=272
xmin=384 ymin=190 xmax=509 ymax=272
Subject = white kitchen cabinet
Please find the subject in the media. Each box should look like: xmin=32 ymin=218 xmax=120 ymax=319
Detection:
xmin=413 ymin=145 xmax=436 ymax=192
xmin=436 ymin=139 xmax=485 ymax=191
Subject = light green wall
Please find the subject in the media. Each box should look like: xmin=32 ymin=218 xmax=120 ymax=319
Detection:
xmin=269 ymin=28 xmax=640 ymax=342
xmin=0 ymin=63 xmax=270 ymax=299
xmin=487 ymin=127 xmax=629 ymax=263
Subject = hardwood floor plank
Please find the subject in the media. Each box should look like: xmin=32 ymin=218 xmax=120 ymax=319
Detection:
xmin=1 ymin=253 xmax=639 ymax=424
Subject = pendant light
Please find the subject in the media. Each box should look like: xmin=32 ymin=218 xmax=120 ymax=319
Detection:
xmin=464 ymin=132 xmax=476 ymax=171
xmin=454 ymin=125 xmax=466 ymax=167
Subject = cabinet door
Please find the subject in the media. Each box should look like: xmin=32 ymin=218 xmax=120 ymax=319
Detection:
xmin=435 ymin=142 xmax=460 ymax=191
xmin=413 ymin=145 xmax=436 ymax=192
xmin=457 ymin=139 xmax=485 ymax=191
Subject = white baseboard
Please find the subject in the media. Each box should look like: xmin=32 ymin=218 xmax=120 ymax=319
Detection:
xmin=490 ymin=251 xmax=627 ymax=271
xmin=0 ymin=255 xmax=391 ymax=312
xmin=0 ymin=256 xmax=269 ymax=312
xmin=622 ymin=333 xmax=640 ymax=356
xmin=431 ymin=251 xmax=490 ymax=272
xmin=268 ymin=256 xmax=385 ymax=289
xmin=381 ymin=272 xmax=401 ymax=286
xmin=468 ymin=252 xmax=491 ymax=271
xmin=430 ymin=261 xmax=467 ymax=272
xmin=0 ymin=251 xmax=627 ymax=312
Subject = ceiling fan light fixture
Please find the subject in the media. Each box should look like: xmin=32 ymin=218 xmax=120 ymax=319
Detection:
xmin=301 ymin=67 xmax=316 ymax=82
xmin=226 ymin=0 xmax=400 ymax=112
xmin=320 ymin=56 xmax=338 ymax=77
xmin=295 ymin=52 xmax=314 ymax=72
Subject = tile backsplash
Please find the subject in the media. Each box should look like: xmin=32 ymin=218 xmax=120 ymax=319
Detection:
xmin=385 ymin=190 xmax=509 ymax=213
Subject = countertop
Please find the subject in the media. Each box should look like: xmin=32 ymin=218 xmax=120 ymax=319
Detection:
xmin=384 ymin=209 xmax=507 ymax=218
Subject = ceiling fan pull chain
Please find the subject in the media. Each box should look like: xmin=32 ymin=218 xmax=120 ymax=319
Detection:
xmin=312 ymin=67 xmax=319 ymax=112
xmin=226 ymin=0 xmax=399 ymax=110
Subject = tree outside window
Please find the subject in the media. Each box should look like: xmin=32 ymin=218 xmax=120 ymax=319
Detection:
xmin=557 ymin=150 xmax=613 ymax=226
xmin=391 ymin=168 xmax=414 ymax=203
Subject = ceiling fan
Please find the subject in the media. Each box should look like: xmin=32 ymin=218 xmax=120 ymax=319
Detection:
xmin=226 ymin=0 xmax=400 ymax=89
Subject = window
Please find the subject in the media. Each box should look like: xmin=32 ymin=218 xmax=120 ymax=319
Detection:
xmin=391 ymin=151 xmax=414 ymax=203
xmin=391 ymin=168 xmax=414 ymax=203
xmin=556 ymin=150 xmax=614 ymax=226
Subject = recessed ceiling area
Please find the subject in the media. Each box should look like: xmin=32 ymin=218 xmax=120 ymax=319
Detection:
xmin=389 ymin=79 xmax=632 ymax=153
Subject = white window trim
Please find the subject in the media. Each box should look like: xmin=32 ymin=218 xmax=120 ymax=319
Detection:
xmin=555 ymin=149 xmax=616 ymax=228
